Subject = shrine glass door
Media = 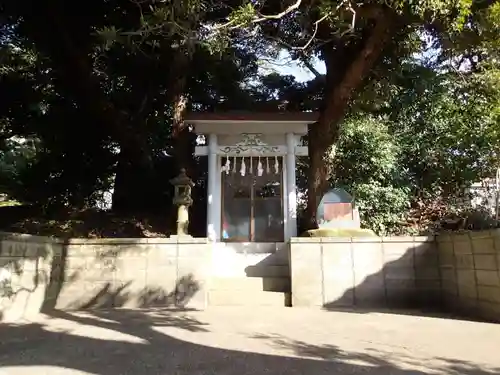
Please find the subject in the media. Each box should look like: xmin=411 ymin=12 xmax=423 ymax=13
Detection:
xmin=221 ymin=156 xmax=284 ymax=242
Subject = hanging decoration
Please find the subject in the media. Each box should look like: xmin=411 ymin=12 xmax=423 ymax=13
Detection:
xmin=222 ymin=158 xmax=230 ymax=174
xmin=257 ymin=156 xmax=263 ymax=176
xmin=221 ymin=158 xmax=226 ymax=173
xmin=240 ymin=158 xmax=246 ymax=176
xmin=218 ymin=133 xmax=285 ymax=176
xmin=222 ymin=156 xmax=283 ymax=176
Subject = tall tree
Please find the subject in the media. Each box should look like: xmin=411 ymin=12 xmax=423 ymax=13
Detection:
xmin=0 ymin=0 xmax=262 ymax=216
xmin=141 ymin=0 xmax=497 ymax=227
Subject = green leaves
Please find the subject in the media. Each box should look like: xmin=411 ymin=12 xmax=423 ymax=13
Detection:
xmin=227 ymin=2 xmax=258 ymax=28
xmin=353 ymin=183 xmax=412 ymax=235
xmin=96 ymin=26 xmax=121 ymax=50
xmin=332 ymin=115 xmax=410 ymax=235
xmin=322 ymin=54 xmax=500 ymax=235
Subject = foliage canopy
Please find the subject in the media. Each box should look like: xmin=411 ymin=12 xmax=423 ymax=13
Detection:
xmin=0 ymin=0 xmax=499 ymax=236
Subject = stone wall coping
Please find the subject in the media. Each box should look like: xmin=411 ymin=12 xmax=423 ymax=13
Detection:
xmin=0 ymin=231 xmax=62 ymax=244
xmin=437 ymin=230 xmax=500 ymax=242
xmin=66 ymin=237 xmax=209 ymax=245
xmin=289 ymin=237 xmax=322 ymax=243
xmin=290 ymin=230 xmax=500 ymax=245
xmin=0 ymin=232 xmax=209 ymax=245
xmin=67 ymin=238 xmax=160 ymax=244
xmin=383 ymin=236 xmax=434 ymax=243
xmin=5 ymin=230 xmax=497 ymax=246
xmin=290 ymin=236 xmax=434 ymax=244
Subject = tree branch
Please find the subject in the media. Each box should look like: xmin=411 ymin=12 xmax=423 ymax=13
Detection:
xmin=213 ymin=0 xmax=303 ymax=32
xmin=301 ymin=58 xmax=322 ymax=77
xmin=254 ymin=0 xmax=303 ymax=21
xmin=319 ymin=8 xmax=396 ymax=143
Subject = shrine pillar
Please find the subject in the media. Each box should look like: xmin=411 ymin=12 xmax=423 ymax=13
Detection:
xmin=207 ymin=134 xmax=220 ymax=240
xmin=286 ymin=133 xmax=297 ymax=238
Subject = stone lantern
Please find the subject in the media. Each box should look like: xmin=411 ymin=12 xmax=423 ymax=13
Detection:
xmin=170 ymin=168 xmax=195 ymax=236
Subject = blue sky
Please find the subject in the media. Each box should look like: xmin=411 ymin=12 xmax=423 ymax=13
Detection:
xmin=260 ymin=50 xmax=326 ymax=82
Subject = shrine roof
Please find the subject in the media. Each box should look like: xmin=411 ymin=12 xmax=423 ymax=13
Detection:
xmin=184 ymin=111 xmax=319 ymax=123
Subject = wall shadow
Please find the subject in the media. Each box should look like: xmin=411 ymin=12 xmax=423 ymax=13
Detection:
xmin=242 ymin=245 xmax=291 ymax=298
xmin=40 ymin=238 xmax=69 ymax=311
xmin=1 ymin=236 xmax=205 ymax=318
xmin=0 ymin=309 xmax=498 ymax=375
xmin=55 ymin=274 xmax=200 ymax=310
xmin=41 ymin=258 xmax=202 ymax=311
xmin=0 ymin=233 xmax=54 ymax=320
xmin=244 ymin=246 xmax=289 ymax=278
xmin=321 ymin=241 xmax=469 ymax=321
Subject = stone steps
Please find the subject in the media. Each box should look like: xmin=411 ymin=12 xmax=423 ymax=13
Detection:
xmin=208 ymin=270 xmax=291 ymax=306
xmin=209 ymin=277 xmax=290 ymax=293
xmin=208 ymin=289 xmax=291 ymax=307
xmin=208 ymin=249 xmax=291 ymax=307
xmin=244 ymin=264 xmax=290 ymax=278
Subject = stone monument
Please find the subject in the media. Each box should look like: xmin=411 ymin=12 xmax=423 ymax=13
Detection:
xmin=316 ymin=188 xmax=360 ymax=229
xmin=170 ymin=169 xmax=195 ymax=237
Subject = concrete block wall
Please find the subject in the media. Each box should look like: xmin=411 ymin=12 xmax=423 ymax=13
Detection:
xmin=0 ymin=233 xmax=210 ymax=321
xmin=3 ymin=229 xmax=500 ymax=321
xmin=289 ymin=236 xmax=441 ymax=309
xmin=437 ymin=230 xmax=500 ymax=322
xmin=0 ymin=233 xmax=61 ymax=321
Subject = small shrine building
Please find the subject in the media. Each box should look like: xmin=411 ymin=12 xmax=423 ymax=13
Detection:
xmin=184 ymin=112 xmax=318 ymax=243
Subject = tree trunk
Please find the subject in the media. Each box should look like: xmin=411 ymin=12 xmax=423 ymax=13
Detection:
xmin=113 ymin=46 xmax=195 ymax=214
xmin=111 ymin=145 xmax=154 ymax=213
xmin=24 ymin=4 xmax=155 ymax=214
xmin=306 ymin=10 xmax=395 ymax=229
xmin=43 ymin=7 xmax=151 ymax=166
xmin=172 ymin=93 xmax=193 ymax=174
xmin=169 ymin=45 xmax=196 ymax=179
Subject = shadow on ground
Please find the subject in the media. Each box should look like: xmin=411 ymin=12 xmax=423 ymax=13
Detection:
xmin=249 ymin=333 xmax=499 ymax=375
xmin=0 ymin=308 xmax=498 ymax=375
